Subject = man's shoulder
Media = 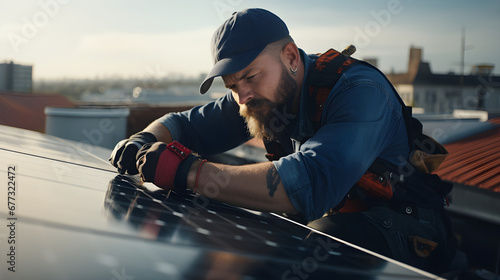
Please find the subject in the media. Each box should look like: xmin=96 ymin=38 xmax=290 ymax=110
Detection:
xmin=332 ymin=62 xmax=393 ymax=94
xmin=344 ymin=62 xmax=386 ymax=81
xmin=317 ymin=62 xmax=401 ymax=116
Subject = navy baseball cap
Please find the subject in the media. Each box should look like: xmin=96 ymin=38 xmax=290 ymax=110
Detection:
xmin=199 ymin=8 xmax=289 ymax=94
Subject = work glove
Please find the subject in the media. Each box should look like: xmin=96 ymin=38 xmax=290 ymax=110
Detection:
xmin=136 ymin=141 xmax=200 ymax=191
xmin=109 ymin=131 xmax=157 ymax=174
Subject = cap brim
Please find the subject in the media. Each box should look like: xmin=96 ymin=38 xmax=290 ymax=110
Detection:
xmin=199 ymin=46 xmax=266 ymax=94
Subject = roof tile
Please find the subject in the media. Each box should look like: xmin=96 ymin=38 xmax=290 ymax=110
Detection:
xmin=435 ymin=118 xmax=500 ymax=192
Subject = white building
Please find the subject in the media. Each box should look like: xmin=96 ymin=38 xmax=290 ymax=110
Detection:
xmin=386 ymin=47 xmax=500 ymax=114
xmin=0 ymin=61 xmax=33 ymax=93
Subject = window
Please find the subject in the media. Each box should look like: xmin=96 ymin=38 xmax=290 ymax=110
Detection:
xmin=425 ymin=90 xmax=436 ymax=103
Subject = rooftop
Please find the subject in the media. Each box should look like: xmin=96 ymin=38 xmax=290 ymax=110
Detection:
xmin=435 ymin=117 xmax=500 ymax=192
xmin=386 ymin=47 xmax=500 ymax=86
xmin=0 ymin=91 xmax=75 ymax=132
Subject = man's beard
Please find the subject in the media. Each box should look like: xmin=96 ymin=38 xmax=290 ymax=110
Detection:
xmin=239 ymin=63 xmax=298 ymax=140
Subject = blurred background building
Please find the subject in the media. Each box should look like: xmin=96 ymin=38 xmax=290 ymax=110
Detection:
xmin=0 ymin=61 xmax=33 ymax=93
xmin=387 ymin=47 xmax=500 ymax=114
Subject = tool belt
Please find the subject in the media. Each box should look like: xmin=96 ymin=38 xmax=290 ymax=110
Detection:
xmin=328 ymin=156 xmax=453 ymax=215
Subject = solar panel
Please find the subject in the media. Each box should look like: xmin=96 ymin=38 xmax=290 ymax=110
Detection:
xmin=0 ymin=125 xmax=442 ymax=279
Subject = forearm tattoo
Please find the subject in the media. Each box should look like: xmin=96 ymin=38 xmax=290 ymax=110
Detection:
xmin=266 ymin=167 xmax=280 ymax=198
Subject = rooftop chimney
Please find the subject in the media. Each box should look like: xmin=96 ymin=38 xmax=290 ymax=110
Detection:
xmin=408 ymin=46 xmax=422 ymax=78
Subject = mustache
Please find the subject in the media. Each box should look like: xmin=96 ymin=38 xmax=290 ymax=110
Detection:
xmin=245 ymin=98 xmax=274 ymax=110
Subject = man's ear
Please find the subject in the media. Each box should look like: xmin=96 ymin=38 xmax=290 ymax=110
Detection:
xmin=281 ymin=42 xmax=299 ymax=69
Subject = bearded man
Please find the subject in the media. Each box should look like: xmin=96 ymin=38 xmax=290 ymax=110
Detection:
xmin=109 ymin=8 xmax=456 ymax=274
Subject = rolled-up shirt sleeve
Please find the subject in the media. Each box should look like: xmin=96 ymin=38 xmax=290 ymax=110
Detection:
xmin=274 ymin=73 xmax=408 ymax=221
xmin=158 ymin=92 xmax=251 ymax=156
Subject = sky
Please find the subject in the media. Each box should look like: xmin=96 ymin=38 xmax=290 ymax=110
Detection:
xmin=1 ymin=0 xmax=500 ymax=81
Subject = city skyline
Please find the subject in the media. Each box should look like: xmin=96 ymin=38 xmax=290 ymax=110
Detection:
xmin=1 ymin=0 xmax=500 ymax=81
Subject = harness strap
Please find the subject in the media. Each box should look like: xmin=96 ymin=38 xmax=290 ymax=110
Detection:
xmin=307 ymin=49 xmax=358 ymax=129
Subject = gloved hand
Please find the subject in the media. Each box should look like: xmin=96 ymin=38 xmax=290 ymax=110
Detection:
xmin=109 ymin=131 xmax=157 ymax=174
xmin=136 ymin=141 xmax=200 ymax=191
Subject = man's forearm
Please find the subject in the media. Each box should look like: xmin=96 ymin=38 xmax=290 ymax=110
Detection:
xmin=186 ymin=161 xmax=297 ymax=214
xmin=143 ymin=120 xmax=173 ymax=143
xmin=140 ymin=120 xmax=296 ymax=213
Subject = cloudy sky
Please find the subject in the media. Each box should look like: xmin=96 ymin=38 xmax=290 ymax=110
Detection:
xmin=1 ymin=0 xmax=499 ymax=80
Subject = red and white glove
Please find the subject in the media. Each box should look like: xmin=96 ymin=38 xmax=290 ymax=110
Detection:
xmin=136 ymin=141 xmax=200 ymax=191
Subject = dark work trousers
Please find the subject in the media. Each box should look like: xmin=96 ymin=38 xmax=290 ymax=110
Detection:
xmin=307 ymin=205 xmax=456 ymax=275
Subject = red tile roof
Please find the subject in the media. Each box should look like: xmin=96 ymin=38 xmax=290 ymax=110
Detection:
xmin=435 ymin=118 xmax=500 ymax=192
xmin=0 ymin=91 xmax=75 ymax=133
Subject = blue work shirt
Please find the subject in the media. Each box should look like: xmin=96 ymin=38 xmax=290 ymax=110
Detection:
xmin=159 ymin=49 xmax=409 ymax=222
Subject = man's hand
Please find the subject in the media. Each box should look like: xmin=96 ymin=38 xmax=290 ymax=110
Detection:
xmin=136 ymin=141 xmax=200 ymax=191
xmin=109 ymin=132 xmax=157 ymax=174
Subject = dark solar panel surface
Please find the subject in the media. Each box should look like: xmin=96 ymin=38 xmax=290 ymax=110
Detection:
xmin=0 ymin=125 xmax=441 ymax=279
